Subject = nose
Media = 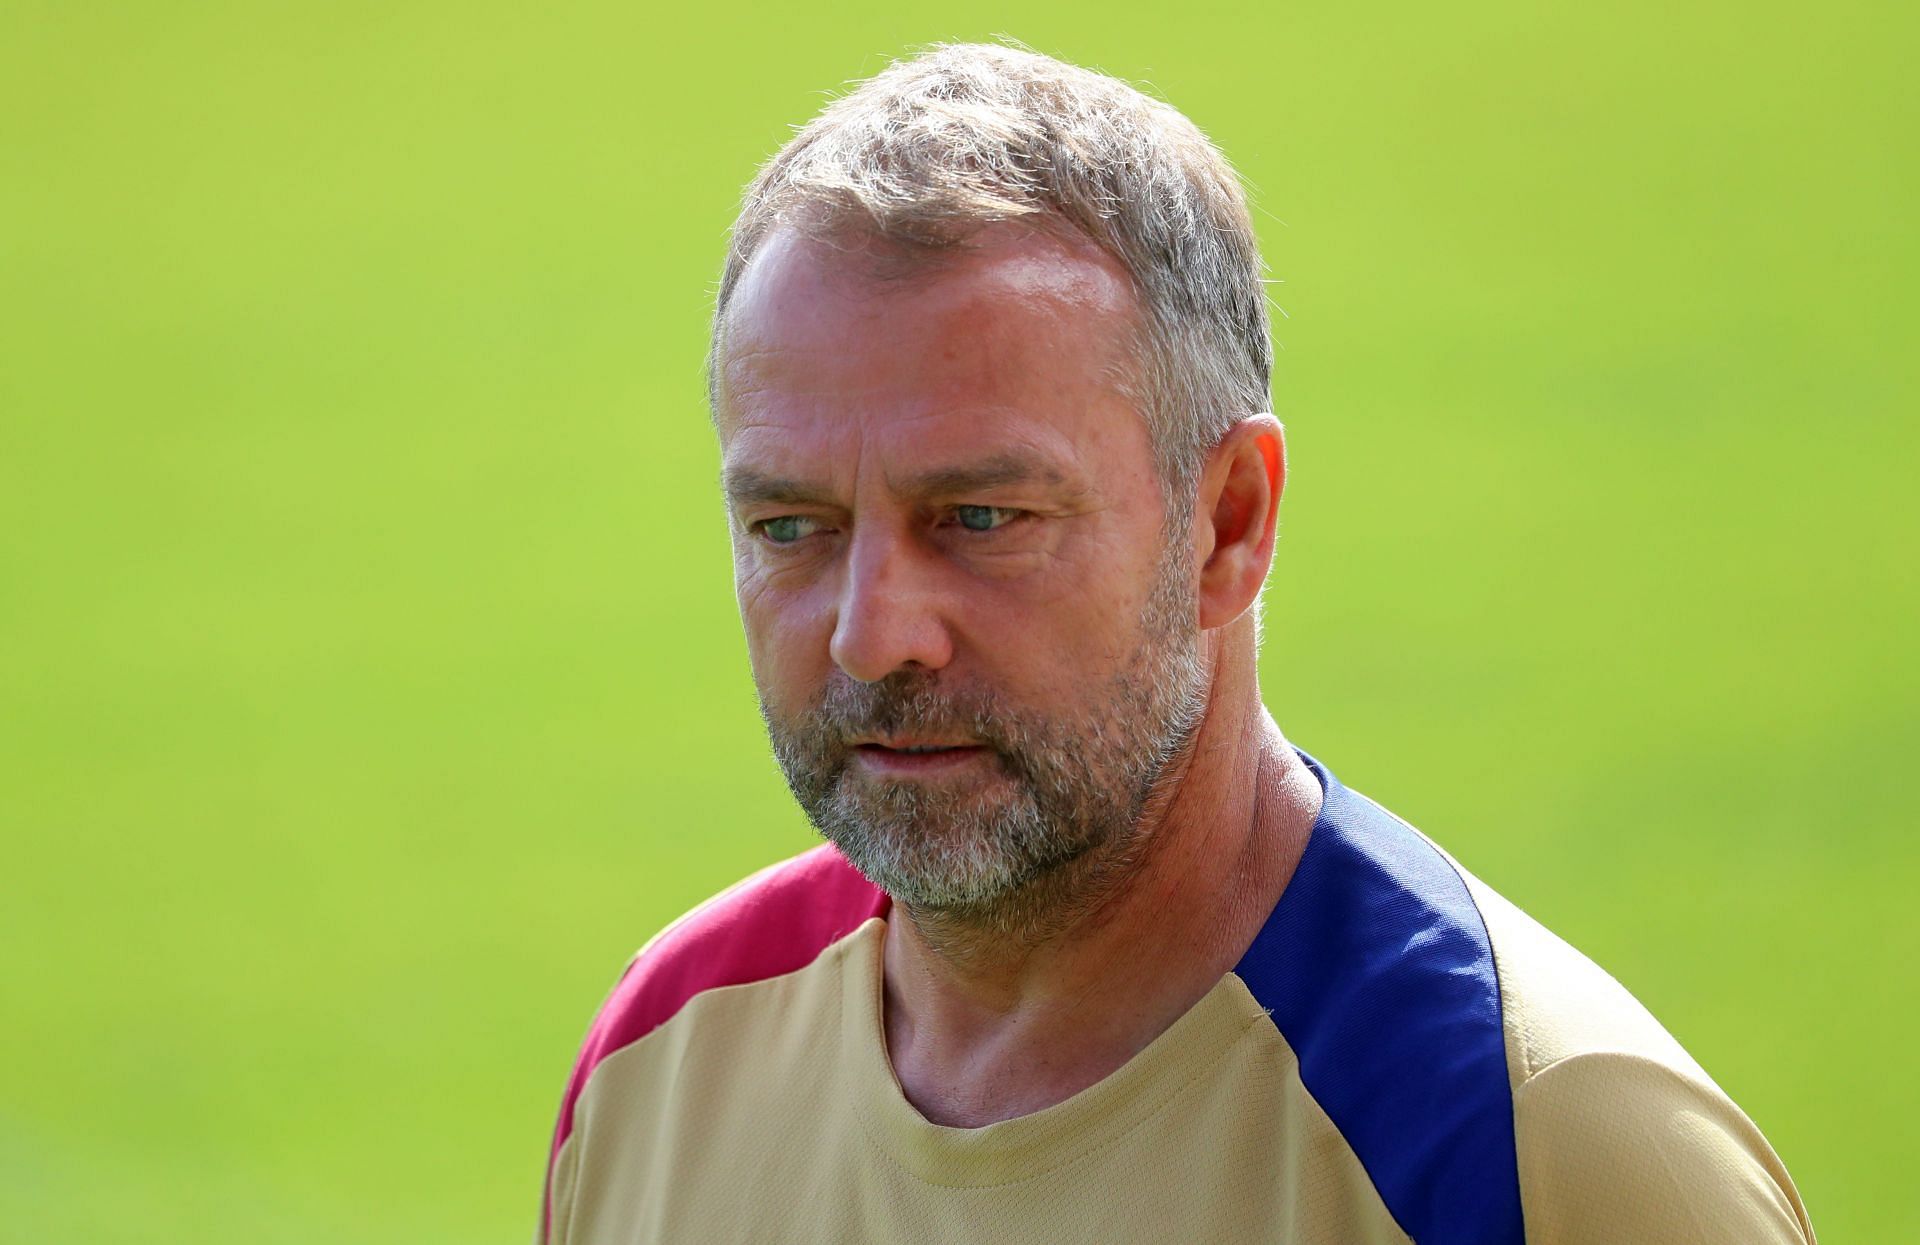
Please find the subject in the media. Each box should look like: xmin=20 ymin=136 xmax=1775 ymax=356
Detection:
xmin=829 ymin=526 xmax=954 ymax=683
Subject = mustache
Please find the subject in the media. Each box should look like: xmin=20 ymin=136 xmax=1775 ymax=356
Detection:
xmin=808 ymin=672 xmax=1022 ymax=755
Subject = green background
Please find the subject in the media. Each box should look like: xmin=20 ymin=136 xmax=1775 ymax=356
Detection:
xmin=3 ymin=2 xmax=1911 ymax=1240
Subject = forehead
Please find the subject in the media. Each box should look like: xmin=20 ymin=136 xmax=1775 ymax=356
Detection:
xmin=714 ymin=222 xmax=1153 ymax=487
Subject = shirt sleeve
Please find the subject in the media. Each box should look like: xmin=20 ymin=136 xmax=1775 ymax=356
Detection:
xmin=536 ymin=958 xmax=640 ymax=1245
xmin=1513 ymin=1050 xmax=1815 ymax=1243
xmin=539 ymin=1131 xmax=582 ymax=1245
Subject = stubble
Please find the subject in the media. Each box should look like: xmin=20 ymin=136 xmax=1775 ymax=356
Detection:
xmin=760 ymin=541 xmax=1208 ymax=944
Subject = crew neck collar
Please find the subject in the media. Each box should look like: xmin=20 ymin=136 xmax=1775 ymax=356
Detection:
xmin=836 ymin=921 xmax=1267 ymax=1187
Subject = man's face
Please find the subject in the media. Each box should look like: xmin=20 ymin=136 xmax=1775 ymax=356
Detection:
xmin=714 ymin=223 xmax=1207 ymax=915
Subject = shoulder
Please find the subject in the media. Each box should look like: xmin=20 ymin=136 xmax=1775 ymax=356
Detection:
xmin=1457 ymin=872 xmax=1815 ymax=1241
xmin=588 ymin=843 xmax=887 ymax=1057
xmin=1243 ymin=752 xmax=1811 ymax=1244
xmin=1512 ymin=1048 xmax=1815 ymax=1242
xmin=549 ymin=844 xmax=888 ymax=1155
xmin=1235 ymin=755 xmax=1524 ymax=1245
xmin=1458 ymin=864 xmax=1706 ymax=1082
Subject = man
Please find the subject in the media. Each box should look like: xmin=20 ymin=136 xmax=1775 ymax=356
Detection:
xmin=539 ymin=43 xmax=1814 ymax=1244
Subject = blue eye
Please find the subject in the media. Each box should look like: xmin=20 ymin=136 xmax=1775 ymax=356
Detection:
xmin=758 ymin=515 xmax=820 ymax=544
xmin=956 ymin=505 xmax=1015 ymax=532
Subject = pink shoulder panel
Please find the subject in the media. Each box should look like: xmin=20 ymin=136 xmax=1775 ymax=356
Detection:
xmin=548 ymin=844 xmax=888 ymax=1159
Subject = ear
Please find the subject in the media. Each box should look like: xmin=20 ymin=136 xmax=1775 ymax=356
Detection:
xmin=1195 ymin=414 xmax=1286 ymax=631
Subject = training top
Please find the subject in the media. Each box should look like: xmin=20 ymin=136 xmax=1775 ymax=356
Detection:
xmin=538 ymin=752 xmax=1815 ymax=1244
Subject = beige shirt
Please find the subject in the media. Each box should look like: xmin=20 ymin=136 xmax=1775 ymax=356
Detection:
xmin=541 ymin=756 xmax=1814 ymax=1244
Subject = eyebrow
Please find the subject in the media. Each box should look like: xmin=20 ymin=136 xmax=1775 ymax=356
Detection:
xmin=898 ymin=452 xmax=1071 ymax=498
xmin=720 ymin=466 xmax=831 ymax=507
xmin=721 ymin=450 xmax=1081 ymax=508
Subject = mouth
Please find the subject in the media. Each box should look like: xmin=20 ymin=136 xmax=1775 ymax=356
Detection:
xmin=852 ymin=741 xmax=989 ymax=774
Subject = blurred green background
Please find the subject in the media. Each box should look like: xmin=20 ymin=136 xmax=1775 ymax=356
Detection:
xmin=2 ymin=2 xmax=1910 ymax=1240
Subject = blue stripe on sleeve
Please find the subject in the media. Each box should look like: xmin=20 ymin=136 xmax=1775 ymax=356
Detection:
xmin=1233 ymin=752 xmax=1524 ymax=1245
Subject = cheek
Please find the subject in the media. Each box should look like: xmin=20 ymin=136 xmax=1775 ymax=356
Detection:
xmin=734 ymin=562 xmax=834 ymax=694
xmin=1027 ymin=533 xmax=1167 ymax=655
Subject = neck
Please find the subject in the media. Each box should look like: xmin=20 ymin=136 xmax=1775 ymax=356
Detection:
xmin=880 ymin=619 xmax=1322 ymax=1127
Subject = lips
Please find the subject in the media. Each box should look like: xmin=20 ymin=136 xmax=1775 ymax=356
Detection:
xmin=854 ymin=737 xmax=980 ymax=753
xmin=851 ymin=741 xmax=989 ymax=772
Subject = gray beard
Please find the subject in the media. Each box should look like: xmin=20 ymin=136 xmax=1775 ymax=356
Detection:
xmin=760 ymin=545 xmax=1207 ymax=931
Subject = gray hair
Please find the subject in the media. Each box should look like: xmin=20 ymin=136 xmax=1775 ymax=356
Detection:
xmin=710 ymin=42 xmax=1272 ymax=492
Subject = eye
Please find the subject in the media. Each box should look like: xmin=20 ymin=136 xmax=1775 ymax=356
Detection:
xmin=754 ymin=515 xmax=825 ymax=544
xmin=954 ymin=505 xmax=1020 ymax=532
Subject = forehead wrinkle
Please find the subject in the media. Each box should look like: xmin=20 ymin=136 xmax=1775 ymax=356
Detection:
xmin=716 ymin=223 xmax=1154 ymax=511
